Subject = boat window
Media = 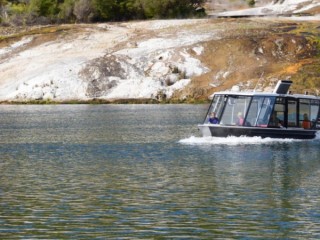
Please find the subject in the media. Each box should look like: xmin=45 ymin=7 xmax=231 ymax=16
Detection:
xmin=269 ymin=97 xmax=285 ymax=127
xmin=314 ymin=100 xmax=320 ymax=129
xmin=311 ymin=100 xmax=320 ymax=124
xmin=220 ymin=96 xmax=251 ymax=126
xmin=299 ymin=99 xmax=311 ymax=128
xmin=287 ymin=99 xmax=297 ymax=127
xmin=246 ymin=96 xmax=275 ymax=127
xmin=204 ymin=95 xmax=225 ymax=123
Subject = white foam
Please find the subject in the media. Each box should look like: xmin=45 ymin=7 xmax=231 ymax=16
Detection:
xmin=315 ymin=131 xmax=320 ymax=140
xmin=179 ymin=135 xmax=303 ymax=146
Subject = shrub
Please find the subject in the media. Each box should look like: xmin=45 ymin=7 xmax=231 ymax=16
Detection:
xmin=247 ymin=0 xmax=255 ymax=7
xmin=58 ymin=0 xmax=75 ymax=22
xmin=74 ymin=0 xmax=93 ymax=22
xmin=1 ymin=0 xmax=207 ymax=25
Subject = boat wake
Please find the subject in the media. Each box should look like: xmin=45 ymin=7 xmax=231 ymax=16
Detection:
xmin=179 ymin=135 xmax=307 ymax=146
xmin=315 ymin=131 xmax=320 ymax=140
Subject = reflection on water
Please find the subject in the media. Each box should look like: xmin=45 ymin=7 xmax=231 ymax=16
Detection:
xmin=0 ymin=105 xmax=319 ymax=239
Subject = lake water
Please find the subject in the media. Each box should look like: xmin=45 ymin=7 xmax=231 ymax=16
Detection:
xmin=0 ymin=104 xmax=319 ymax=239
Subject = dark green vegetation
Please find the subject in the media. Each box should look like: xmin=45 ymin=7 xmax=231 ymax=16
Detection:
xmin=0 ymin=0 xmax=206 ymax=25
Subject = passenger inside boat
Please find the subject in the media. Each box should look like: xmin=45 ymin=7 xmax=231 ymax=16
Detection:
xmin=209 ymin=112 xmax=219 ymax=124
xmin=302 ymin=113 xmax=311 ymax=129
xmin=269 ymin=111 xmax=282 ymax=127
xmin=236 ymin=112 xmax=244 ymax=126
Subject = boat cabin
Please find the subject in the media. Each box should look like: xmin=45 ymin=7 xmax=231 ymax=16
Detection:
xmin=199 ymin=80 xmax=320 ymax=139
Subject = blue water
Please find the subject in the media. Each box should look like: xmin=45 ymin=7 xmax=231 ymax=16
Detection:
xmin=0 ymin=104 xmax=319 ymax=239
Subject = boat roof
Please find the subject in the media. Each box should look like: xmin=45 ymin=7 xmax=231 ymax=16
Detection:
xmin=211 ymin=81 xmax=320 ymax=100
xmin=213 ymin=90 xmax=320 ymax=100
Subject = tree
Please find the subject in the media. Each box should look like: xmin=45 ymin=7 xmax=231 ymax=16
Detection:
xmin=74 ymin=0 xmax=93 ymax=22
xmin=273 ymin=0 xmax=285 ymax=4
xmin=1 ymin=0 xmax=207 ymax=25
xmin=0 ymin=0 xmax=8 ymax=22
xmin=0 ymin=0 xmax=7 ymax=8
xmin=137 ymin=0 xmax=206 ymax=19
xmin=118 ymin=0 xmax=137 ymax=20
xmin=28 ymin=0 xmax=59 ymax=17
xmin=58 ymin=0 xmax=75 ymax=22
xmin=247 ymin=0 xmax=255 ymax=7
xmin=92 ymin=0 xmax=116 ymax=21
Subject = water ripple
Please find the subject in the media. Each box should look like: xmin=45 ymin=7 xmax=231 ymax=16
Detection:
xmin=0 ymin=105 xmax=320 ymax=239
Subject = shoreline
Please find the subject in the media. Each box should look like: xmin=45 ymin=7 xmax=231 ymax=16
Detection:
xmin=0 ymin=98 xmax=210 ymax=105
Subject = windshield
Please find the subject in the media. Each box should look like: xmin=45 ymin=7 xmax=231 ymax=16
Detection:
xmin=220 ymin=96 xmax=251 ymax=126
xmin=246 ymin=96 xmax=276 ymax=127
xmin=204 ymin=95 xmax=225 ymax=124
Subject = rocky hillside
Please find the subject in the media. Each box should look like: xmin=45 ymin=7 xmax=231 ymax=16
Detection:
xmin=180 ymin=18 xmax=320 ymax=101
xmin=0 ymin=16 xmax=320 ymax=103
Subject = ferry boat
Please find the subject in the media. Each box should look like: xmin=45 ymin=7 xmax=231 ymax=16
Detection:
xmin=198 ymin=80 xmax=320 ymax=139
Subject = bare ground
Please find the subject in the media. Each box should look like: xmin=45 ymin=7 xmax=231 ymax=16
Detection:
xmin=172 ymin=18 xmax=320 ymax=102
xmin=1 ymin=17 xmax=320 ymax=103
